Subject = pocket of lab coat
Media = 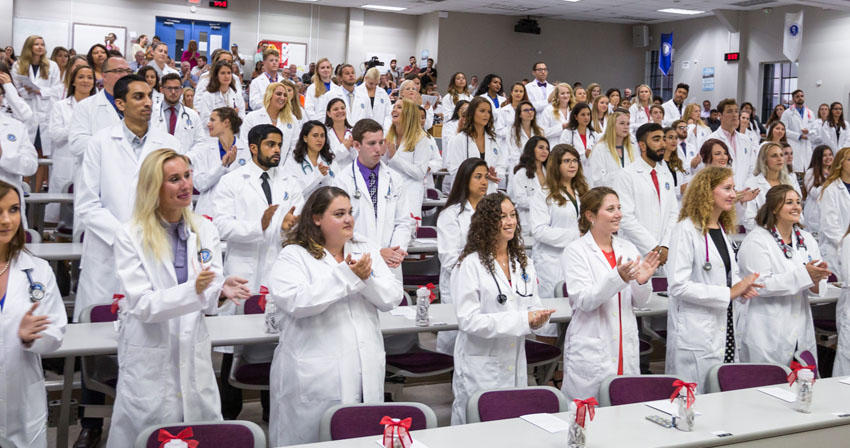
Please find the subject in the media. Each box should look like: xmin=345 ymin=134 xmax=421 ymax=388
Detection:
xmin=675 ymin=309 xmax=717 ymax=351
xmin=565 ymin=336 xmax=605 ymax=379
xmin=296 ymin=356 xmax=341 ymax=403
xmin=121 ymin=345 xmax=168 ymax=396
xmin=464 ymin=355 xmax=509 ymax=390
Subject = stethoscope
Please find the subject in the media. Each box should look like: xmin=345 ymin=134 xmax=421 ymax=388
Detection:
xmin=702 ymin=226 xmax=728 ymax=271
xmin=24 ymin=268 xmax=45 ymax=302
xmin=157 ymin=104 xmax=191 ymax=128
xmin=351 ymin=162 xmax=392 ymax=200
xmin=491 ymin=266 xmax=532 ymax=304
xmin=568 ymin=128 xmax=596 ymax=148
xmin=301 ymin=159 xmax=335 ymax=178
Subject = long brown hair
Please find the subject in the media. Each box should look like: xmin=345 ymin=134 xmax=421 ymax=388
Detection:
xmin=821 ymin=147 xmax=850 ymax=198
xmin=457 ymin=192 xmax=527 ymax=274
xmin=545 ymin=144 xmax=589 ymax=207
xmin=459 ymin=96 xmax=496 ymax=139
xmin=18 ymin=36 xmax=50 ymax=80
xmin=284 ymin=186 xmax=351 ymax=259
xmin=756 ymin=184 xmax=802 ymax=231
xmin=578 ymin=187 xmax=617 ymax=234
xmin=447 ymin=72 xmax=470 ymax=104
xmin=512 ymin=100 xmax=542 ymax=146
xmin=0 ymin=181 xmax=26 ymax=262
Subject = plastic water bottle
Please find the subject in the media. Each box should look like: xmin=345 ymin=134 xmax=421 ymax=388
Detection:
xmin=673 ymin=395 xmax=694 ymax=432
xmin=264 ymin=301 xmax=280 ymax=334
xmin=567 ymin=402 xmax=586 ymax=448
xmin=415 ymin=286 xmax=430 ymax=327
xmin=794 ymin=369 xmax=814 ymax=413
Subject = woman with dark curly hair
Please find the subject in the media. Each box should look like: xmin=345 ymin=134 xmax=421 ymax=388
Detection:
xmin=450 ymin=192 xmax=555 ymax=425
xmin=284 ymin=120 xmax=335 ymax=197
xmin=560 ymin=186 xmax=660 ymax=400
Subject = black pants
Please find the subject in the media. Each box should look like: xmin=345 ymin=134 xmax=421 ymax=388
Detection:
xmin=219 ymin=353 xmax=269 ymax=420
xmin=79 ymin=374 xmax=105 ymax=429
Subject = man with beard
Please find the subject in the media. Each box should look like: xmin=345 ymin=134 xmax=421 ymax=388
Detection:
xmin=662 ymin=83 xmax=689 ymax=127
xmin=612 ymin=122 xmax=679 ymax=266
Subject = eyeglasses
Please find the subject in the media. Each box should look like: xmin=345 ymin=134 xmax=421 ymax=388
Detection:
xmin=521 ymin=108 xmax=535 ymax=113
xmin=105 ymin=68 xmax=134 ymax=74
xmin=162 ymin=86 xmax=182 ymax=91
xmin=534 ymin=68 xmax=548 ymax=72
xmin=562 ymin=158 xmax=579 ymax=165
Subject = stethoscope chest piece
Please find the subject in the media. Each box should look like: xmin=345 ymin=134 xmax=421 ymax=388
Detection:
xmin=702 ymin=262 xmax=712 ymax=272
xmin=29 ymin=282 xmax=45 ymax=302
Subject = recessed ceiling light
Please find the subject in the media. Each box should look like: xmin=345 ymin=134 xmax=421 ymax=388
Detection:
xmin=658 ymin=8 xmax=705 ymax=15
xmin=362 ymin=4 xmax=407 ymax=11
xmin=563 ymin=0 xmax=581 ymax=2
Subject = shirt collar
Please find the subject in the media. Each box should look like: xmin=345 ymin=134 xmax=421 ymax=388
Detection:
xmin=122 ymin=121 xmax=148 ymax=147
xmin=247 ymin=158 xmax=274 ymax=178
xmin=162 ymin=219 xmax=189 ymax=241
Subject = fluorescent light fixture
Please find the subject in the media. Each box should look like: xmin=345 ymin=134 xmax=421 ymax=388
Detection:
xmin=563 ymin=0 xmax=581 ymax=2
xmin=658 ymin=8 xmax=705 ymax=15
xmin=362 ymin=4 xmax=407 ymax=11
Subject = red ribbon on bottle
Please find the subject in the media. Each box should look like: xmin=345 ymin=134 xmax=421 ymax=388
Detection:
xmin=110 ymin=294 xmax=124 ymax=314
xmin=202 ymin=214 xmax=213 ymax=222
xmin=787 ymin=361 xmax=816 ymax=386
xmin=257 ymin=285 xmax=269 ymax=312
xmin=669 ymin=380 xmax=697 ymax=409
xmin=418 ymin=283 xmax=437 ymax=302
xmin=573 ymin=398 xmax=598 ymax=428
xmin=380 ymin=416 xmax=413 ymax=448
xmin=157 ymin=427 xmax=199 ymax=448
xmin=409 ymin=212 xmax=422 ymax=232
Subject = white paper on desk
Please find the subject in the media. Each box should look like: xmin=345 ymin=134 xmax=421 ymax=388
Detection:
xmin=389 ymin=307 xmax=416 ymax=319
xmin=644 ymin=399 xmax=703 ymax=416
xmin=757 ymin=387 xmax=796 ymax=403
xmin=374 ymin=438 xmax=430 ymax=448
xmin=839 ymin=377 xmax=850 ymax=386
xmin=422 ymin=95 xmax=439 ymax=108
xmin=520 ymin=413 xmax=570 ymax=433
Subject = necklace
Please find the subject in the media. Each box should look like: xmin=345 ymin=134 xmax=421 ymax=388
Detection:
xmin=769 ymin=225 xmax=806 ymax=259
xmin=0 ymin=261 xmax=9 ymax=277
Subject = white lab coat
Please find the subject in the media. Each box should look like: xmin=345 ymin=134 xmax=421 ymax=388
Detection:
xmin=333 ymin=160 xmax=415 ymax=257
xmin=781 ymin=106 xmax=816 ymax=172
xmin=661 ymin=99 xmax=684 ymax=127
xmin=665 ymin=219 xmax=742 ymax=392
xmin=450 ymin=254 xmax=542 ymax=425
xmin=817 ymin=121 xmax=850 ymax=151
xmin=629 ymin=103 xmax=652 ymax=135
xmin=526 ymin=81 xmax=555 ymax=114
xmin=435 ymin=202 xmax=474 ymax=355
xmin=386 ymin=137 xmax=435 ymax=218
xmin=193 ymin=74 xmax=239 ymax=107
xmin=559 ymin=128 xmax=598 ymax=169
xmin=538 ymin=104 xmax=569 ymax=141
xmin=149 ymin=101 xmax=206 ymax=154
xmin=326 ymin=128 xmax=356 ymax=169
xmin=280 ymin=153 xmax=337 ymax=199
xmin=350 ymin=83 xmax=392 ymax=125
xmin=613 ymin=157 xmax=680 ymax=255
xmin=688 ymin=123 xmax=712 ymax=154
xmin=212 ymin=162 xmax=303 ymax=292
xmin=529 ymin=190 xmax=580 ymax=297
xmin=477 ymin=93 xmax=507 ymax=122
xmin=304 ymin=82 xmax=343 ymax=121
xmin=832 ymin=237 xmax=850 ymax=376
xmin=186 ymin=137 xmax=252 ymax=218
xmin=106 ymin=219 xmax=224 ymax=448
xmin=440 ymin=92 xmax=472 ymax=119
xmin=46 ymin=96 xmax=79 ymax=223
xmin=443 ymin=132 xmax=504 ymax=194
xmin=0 ymin=114 xmax=38 ymax=189
xmin=147 ymin=60 xmax=180 ymax=79
xmin=195 ymin=88 xmax=245 ymax=125
xmin=802 ymin=168 xmax=825 ymax=234
xmin=74 ymin=124 xmax=181 ymax=321
xmin=0 ymin=251 xmax=66 ymax=448
xmin=494 ymin=104 xmax=517 ymax=145
xmin=586 ymin=140 xmax=637 ymax=188
xmin=818 ymin=180 xmax=850 ymax=280
xmin=507 ymin=167 xmax=545 ymax=238
xmin=68 ymin=90 xmax=122 ymax=165
xmin=0 ymin=81 xmax=34 ymax=124
xmin=248 ymin=72 xmax=279 ymax=111
xmin=561 ymin=233 xmax=651 ymax=400
xmin=11 ymin=60 xmax=61 ymax=155
xmin=268 ymin=239 xmax=402 ymax=446
xmin=737 ymin=226 xmax=823 ymax=365
xmin=239 ymin=108 xmax=300 ymax=152
xmin=502 ymin=128 xmax=534 ymax=179
xmin=742 ymin=175 xmax=802 ymax=232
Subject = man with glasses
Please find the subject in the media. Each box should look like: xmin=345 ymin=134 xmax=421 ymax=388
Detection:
xmin=151 ymin=73 xmax=204 ymax=153
xmin=526 ymin=61 xmax=554 ymax=114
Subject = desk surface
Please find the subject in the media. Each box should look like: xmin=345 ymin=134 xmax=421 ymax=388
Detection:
xmin=26 ymin=242 xmax=83 ymax=260
xmin=24 ymin=192 xmax=74 ymax=204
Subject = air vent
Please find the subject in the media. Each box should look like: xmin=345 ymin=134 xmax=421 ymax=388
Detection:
xmin=732 ymin=0 xmax=776 ymax=7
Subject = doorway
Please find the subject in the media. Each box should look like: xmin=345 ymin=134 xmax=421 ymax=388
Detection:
xmin=154 ymin=17 xmax=230 ymax=61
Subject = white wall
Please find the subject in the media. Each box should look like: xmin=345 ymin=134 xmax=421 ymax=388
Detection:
xmin=416 ymin=12 xmax=440 ymax=67
xmin=438 ymin=12 xmax=644 ymax=92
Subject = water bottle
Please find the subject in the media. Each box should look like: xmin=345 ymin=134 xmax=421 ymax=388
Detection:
xmin=415 ymin=286 xmax=431 ymax=327
xmin=794 ymin=369 xmax=814 ymax=413
xmin=567 ymin=403 xmax=586 ymax=448
xmin=264 ymin=301 xmax=280 ymax=334
xmin=673 ymin=395 xmax=694 ymax=432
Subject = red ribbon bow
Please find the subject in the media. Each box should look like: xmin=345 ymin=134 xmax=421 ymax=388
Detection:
xmin=418 ymin=283 xmax=437 ymax=302
xmin=380 ymin=416 xmax=413 ymax=448
xmin=410 ymin=213 xmax=422 ymax=231
xmin=110 ymin=294 xmax=124 ymax=314
xmin=201 ymin=214 xmax=213 ymax=222
xmin=670 ymin=380 xmax=697 ymax=409
xmin=787 ymin=361 xmax=816 ymax=386
xmin=573 ymin=398 xmax=598 ymax=428
xmin=157 ymin=428 xmax=199 ymax=448
xmin=257 ymin=285 xmax=269 ymax=312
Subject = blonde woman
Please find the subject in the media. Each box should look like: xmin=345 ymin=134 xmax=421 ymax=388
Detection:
xmin=629 ymin=84 xmax=652 ymax=135
xmin=304 ymin=57 xmax=338 ymax=120
xmin=281 ymin=78 xmax=305 ymax=125
xmin=351 ymin=67 xmax=392 ymax=125
xmin=539 ymin=83 xmax=573 ymax=141
xmin=742 ymin=142 xmax=802 ymax=231
xmin=683 ymin=102 xmax=712 ymax=170
xmin=240 ymin=82 xmax=300 ymax=152
xmin=386 ymin=98 xmax=433 ymax=216
xmin=819 ymin=147 xmax=850 ymax=279
xmin=182 ymin=86 xmax=195 ymax=110
xmin=587 ymin=109 xmax=636 ymax=187
xmin=106 ymin=148 xmax=249 ymax=448
xmin=591 ymin=94 xmax=610 ymax=134
xmin=587 ymin=82 xmax=602 ymax=102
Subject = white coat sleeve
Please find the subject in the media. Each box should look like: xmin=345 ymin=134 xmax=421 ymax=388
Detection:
xmin=249 ymin=77 xmax=264 ymax=111
xmin=820 ymin=186 xmax=844 ymax=251
xmin=437 ymin=207 xmax=464 ymax=271
xmin=781 ymin=111 xmax=802 ymax=142
xmin=387 ymin=142 xmax=429 ymax=183
xmin=188 ymin=143 xmax=228 ymax=194
xmin=737 ymin=234 xmax=813 ymax=297
xmin=76 ymin=138 xmax=122 ymax=245
xmin=48 ymin=102 xmax=69 ymax=147
xmin=360 ymin=248 xmax=404 ymax=311
xmin=113 ymin=227 xmax=221 ymax=323
xmin=444 ymin=134 xmax=467 ymax=177
xmin=562 ymin=245 xmax=629 ymax=313
xmin=24 ymin=261 xmax=67 ymax=354
xmin=0 ymin=120 xmax=37 ymax=177
xmin=68 ymin=100 xmax=93 ymax=159
xmin=2 ymin=82 xmax=34 ymax=123
xmin=388 ymin=184 xmax=415 ymax=250
xmin=270 ymin=246 xmax=367 ymax=318
xmin=452 ymin=257 xmax=532 ymax=338
xmin=529 ymin=195 xmax=578 ymax=246
xmin=842 ymin=237 xmax=850 ymax=284
xmin=211 ymin=179 xmax=265 ymax=244
xmin=304 ymin=87 xmax=321 ymax=121
xmin=613 ymin=174 xmax=658 ymax=254
xmin=667 ymin=223 xmax=731 ymax=308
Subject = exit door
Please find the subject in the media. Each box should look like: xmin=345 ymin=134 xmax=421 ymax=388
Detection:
xmin=155 ymin=17 xmax=230 ymax=61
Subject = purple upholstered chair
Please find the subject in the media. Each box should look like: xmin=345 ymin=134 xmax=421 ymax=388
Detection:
xmin=402 ymin=226 xmax=440 ymax=287
xmin=525 ymin=340 xmax=562 ymax=385
xmin=134 ymin=420 xmax=265 ymax=448
xmin=794 ymin=349 xmax=820 ymax=378
xmin=467 ymin=386 xmax=569 ymax=423
xmin=554 ymin=280 xmax=568 ymax=298
xmin=228 ymin=295 xmax=271 ymax=391
xmin=598 ymin=375 xmax=682 ymax=406
xmin=319 ymin=402 xmax=437 ymax=441
xmin=79 ymin=305 xmax=120 ymax=418
xmin=651 ymin=277 xmax=668 ymax=292
xmin=706 ymin=363 xmax=792 ymax=393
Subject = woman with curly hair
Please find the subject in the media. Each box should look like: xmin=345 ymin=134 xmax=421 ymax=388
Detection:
xmin=450 ymin=192 xmax=554 ymax=425
xmin=560 ymin=187 xmax=659 ymax=400
xmin=665 ymin=167 xmax=763 ymax=391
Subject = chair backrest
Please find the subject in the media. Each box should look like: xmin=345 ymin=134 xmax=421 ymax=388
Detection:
xmin=598 ymin=375 xmax=681 ymax=407
xmin=135 ymin=420 xmax=265 ymax=448
xmin=467 ymin=386 xmax=568 ymax=423
xmin=706 ymin=363 xmax=792 ymax=393
xmin=319 ymin=402 xmax=437 ymax=441
xmin=425 ymin=188 xmax=440 ymax=200
xmin=416 ymin=226 xmax=437 ymax=238
xmin=88 ymin=304 xmax=118 ymax=323
xmin=25 ymin=229 xmax=42 ymax=244
xmin=795 ymin=349 xmax=819 ymax=378
xmin=242 ymin=294 xmax=264 ymax=315
xmin=554 ymin=281 xmax=568 ymax=298
xmin=651 ymin=277 xmax=668 ymax=292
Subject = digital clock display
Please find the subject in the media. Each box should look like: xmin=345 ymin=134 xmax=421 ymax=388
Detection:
xmin=209 ymin=0 xmax=228 ymax=8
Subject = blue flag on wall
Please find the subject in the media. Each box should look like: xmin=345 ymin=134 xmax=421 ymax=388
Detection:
xmin=659 ymin=32 xmax=673 ymax=76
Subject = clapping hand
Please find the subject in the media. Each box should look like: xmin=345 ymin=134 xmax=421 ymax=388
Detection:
xmin=346 ymin=253 xmax=372 ymax=280
xmin=221 ymin=276 xmax=251 ymax=305
xmin=528 ymin=309 xmax=556 ymax=329
xmin=18 ymin=303 xmax=49 ymax=347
